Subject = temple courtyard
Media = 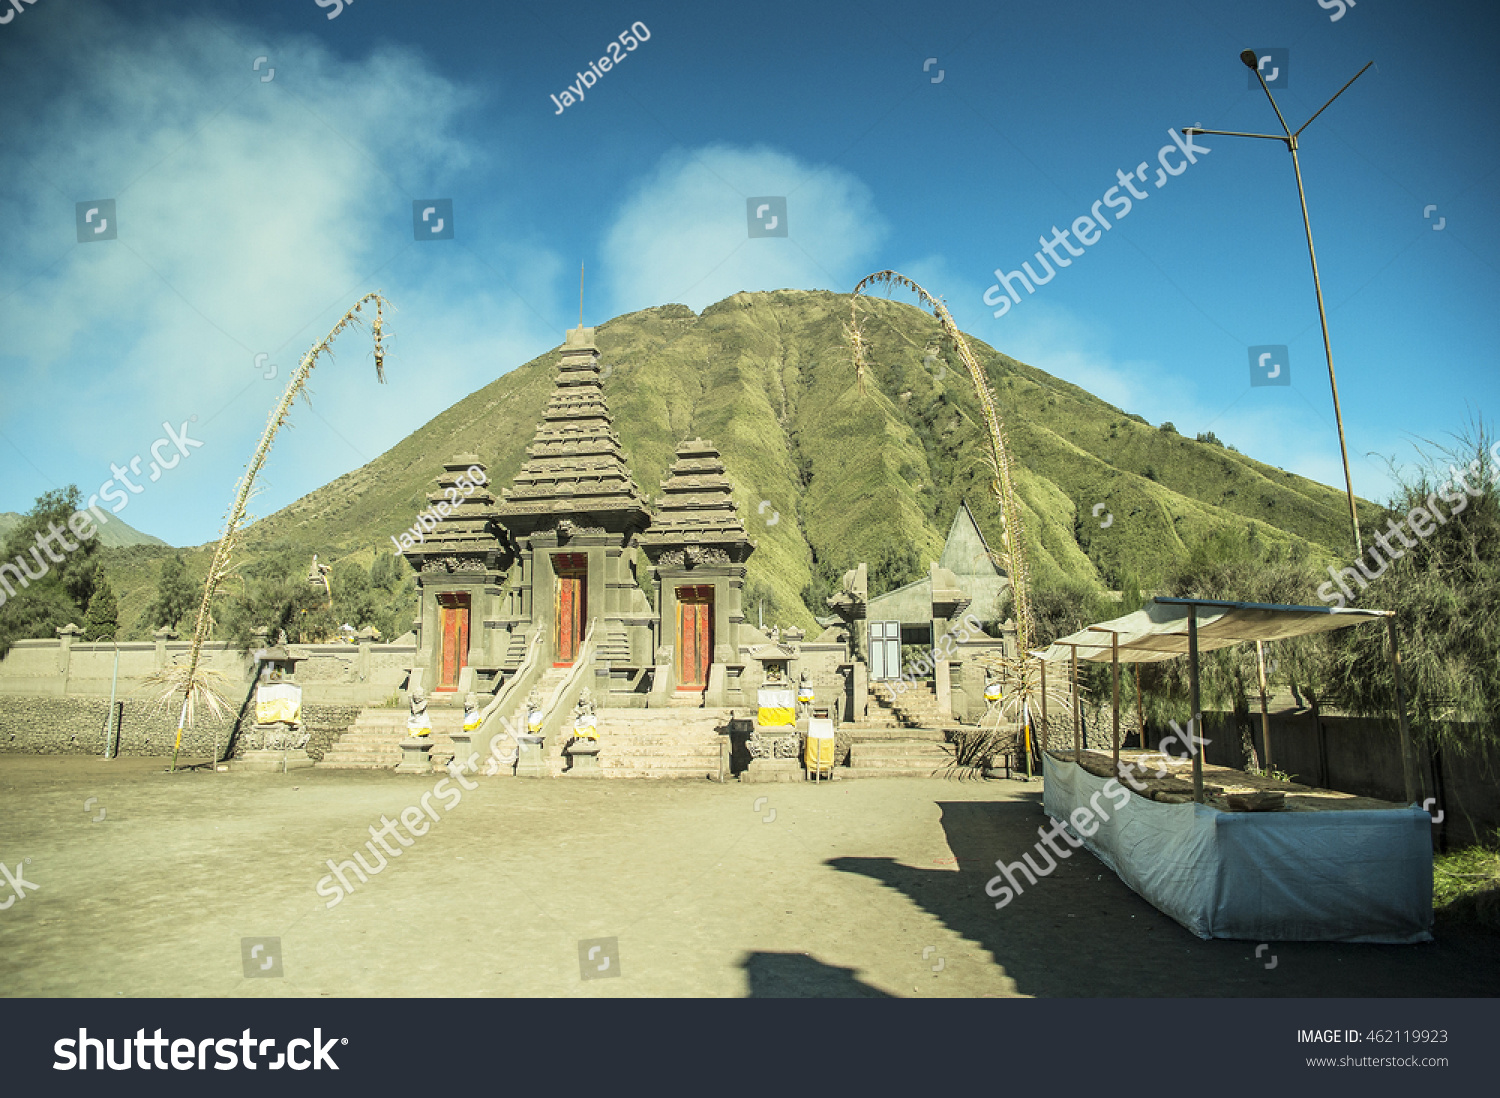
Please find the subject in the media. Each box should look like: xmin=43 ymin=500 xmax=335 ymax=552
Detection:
xmin=2 ymin=757 xmax=1496 ymax=998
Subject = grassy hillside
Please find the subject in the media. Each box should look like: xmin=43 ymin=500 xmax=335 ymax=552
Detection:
xmin=0 ymin=509 xmax=167 ymax=549
xmin=94 ymin=289 xmax=1371 ymax=640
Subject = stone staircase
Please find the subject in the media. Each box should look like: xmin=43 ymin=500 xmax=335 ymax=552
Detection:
xmin=317 ymin=700 xmax=467 ymax=770
xmin=591 ymin=708 xmax=730 ymax=780
xmin=871 ymin=680 xmax=946 ymax=729
xmin=842 ymin=680 xmax=954 ymax=777
xmin=844 ymin=727 xmax=954 ymax=777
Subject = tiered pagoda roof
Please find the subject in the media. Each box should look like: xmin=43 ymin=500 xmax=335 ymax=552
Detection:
xmin=496 ymin=327 xmax=651 ymax=538
xmin=640 ymin=437 xmax=755 ymax=565
xmin=401 ymin=454 xmax=513 ymax=571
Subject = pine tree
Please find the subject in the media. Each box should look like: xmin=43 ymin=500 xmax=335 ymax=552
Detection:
xmin=143 ymin=554 xmax=195 ymax=630
xmin=0 ymin=486 xmax=100 ymax=658
xmin=82 ymin=579 xmax=119 ymax=642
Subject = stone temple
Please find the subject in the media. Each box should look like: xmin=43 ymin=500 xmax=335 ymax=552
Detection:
xmin=371 ymin=324 xmax=1016 ymax=779
xmin=0 ymin=325 xmax=1016 ymax=777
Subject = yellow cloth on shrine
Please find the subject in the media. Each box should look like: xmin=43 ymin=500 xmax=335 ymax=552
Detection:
xmin=804 ymin=717 xmax=835 ymax=772
xmin=757 ymin=686 xmax=796 ymax=727
xmin=254 ymin=683 xmax=302 ymax=725
xmin=463 ymin=714 xmax=482 ymax=732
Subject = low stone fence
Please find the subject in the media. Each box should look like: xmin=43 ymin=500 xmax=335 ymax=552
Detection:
xmin=0 ymin=635 xmax=415 ymax=702
xmin=1191 ymin=708 xmax=1499 ymax=849
xmin=0 ymin=692 xmax=364 ymax=763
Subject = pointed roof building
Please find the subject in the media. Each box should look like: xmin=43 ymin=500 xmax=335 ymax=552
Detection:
xmin=495 ymin=326 xmax=651 ymax=539
xmin=639 ymin=438 xmax=755 ymax=566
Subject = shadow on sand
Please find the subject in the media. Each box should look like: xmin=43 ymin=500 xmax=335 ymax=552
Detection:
xmin=739 ymin=951 xmax=895 ymax=998
xmin=825 ymin=791 xmax=1500 ymax=997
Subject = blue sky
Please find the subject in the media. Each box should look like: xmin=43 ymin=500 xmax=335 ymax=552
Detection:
xmin=1 ymin=0 xmax=1496 ymax=547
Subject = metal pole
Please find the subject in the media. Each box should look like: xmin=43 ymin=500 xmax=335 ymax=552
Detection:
xmin=1111 ymin=632 xmax=1120 ymax=771
xmin=1386 ymin=617 xmax=1418 ymax=804
xmin=1288 ymin=139 xmax=1362 ymax=555
xmin=1188 ymin=605 xmax=1203 ymax=803
xmin=1255 ymin=639 xmax=1273 ymax=770
xmin=1188 ymin=56 xmax=1374 ymax=556
xmin=105 ymin=643 xmax=120 ymax=759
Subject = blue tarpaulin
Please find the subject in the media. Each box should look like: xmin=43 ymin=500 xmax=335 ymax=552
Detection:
xmin=1043 ymin=753 xmax=1434 ymax=944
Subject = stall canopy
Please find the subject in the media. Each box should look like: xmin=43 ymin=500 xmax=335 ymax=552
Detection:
xmin=1038 ymin=596 xmax=1390 ymax=665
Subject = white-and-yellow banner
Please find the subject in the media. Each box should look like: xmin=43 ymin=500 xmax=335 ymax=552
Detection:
xmin=254 ymin=683 xmax=302 ymax=725
xmin=757 ymin=686 xmax=795 ymax=727
xmin=804 ymin=716 xmax=835 ymax=771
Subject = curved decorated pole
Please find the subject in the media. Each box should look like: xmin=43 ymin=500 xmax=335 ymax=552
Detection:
xmin=848 ymin=271 xmax=1033 ymax=656
xmin=160 ymin=293 xmax=391 ymax=771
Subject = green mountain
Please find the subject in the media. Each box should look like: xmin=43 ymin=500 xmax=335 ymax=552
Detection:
xmin=0 ymin=509 xmax=168 ymax=549
xmin=161 ymin=288 xmax=1365 ymax=638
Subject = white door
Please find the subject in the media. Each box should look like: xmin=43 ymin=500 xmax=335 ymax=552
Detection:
xmin=868 ymin=621 xmax=901 ymax=680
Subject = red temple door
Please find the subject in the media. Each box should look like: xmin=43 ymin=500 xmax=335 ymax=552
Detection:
xmin=676 ymin=586 xmax=714 ymax=690
xmin=437 ymin=593 xmax=470 ymax=690
xmin=554 ymin=554 xmax=588 ymax=666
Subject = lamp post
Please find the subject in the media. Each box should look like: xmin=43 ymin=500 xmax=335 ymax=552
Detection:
xmin=1186 ymin=50 xmax=1374 ymax=555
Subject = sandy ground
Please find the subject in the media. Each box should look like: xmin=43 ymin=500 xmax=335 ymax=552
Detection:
xmin=0 ymin=755 xmax=1495 ymax=998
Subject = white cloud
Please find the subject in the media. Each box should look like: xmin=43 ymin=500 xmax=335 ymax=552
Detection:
xmin=597 ymin=144 xmax=887 ymax=315
xmin=986 ymin=298 xmax=1398 ymax=503
xmin=0 ymin=3 xmax=563 ymax=545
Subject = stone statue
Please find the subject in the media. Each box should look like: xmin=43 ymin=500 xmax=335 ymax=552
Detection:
xmin=463 ymin=691 xmax=481 ymax=733
xmin=407 ymin=688 xmax=431 ymax=737
xmin=524 ymin=688 xmax=544 ymax=736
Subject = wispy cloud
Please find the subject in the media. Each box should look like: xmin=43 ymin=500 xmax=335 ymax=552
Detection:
xmin=0 ymin=3 xmax=561 ymax=545
xmin=983 ymin=299 xmax=1399 ymax=503
xmin=597 ymin=143 xmax=887 ymax=315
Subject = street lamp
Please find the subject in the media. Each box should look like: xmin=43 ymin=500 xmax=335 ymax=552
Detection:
xmin=1186 ymin=51 xmax=1375 ymax=554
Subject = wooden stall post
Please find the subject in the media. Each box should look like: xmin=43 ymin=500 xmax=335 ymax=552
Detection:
xmin=1255 ymin=639 xmax=1273 ymax=770
xmin=1134 ymin=663 xmax=1145 ymax=751
xmin=1188 ymin=603 xmax=1203 ymax=804
xmin=1071 ymin=644 xmax=1082 ymax=763
xmin=1111 ymin=631 xmax=1121 ymax=771
xmin=1385 ymin=616 xmax=1418 ymax=805
xmin=1039 ymin=658 xmax=1050 ymax=753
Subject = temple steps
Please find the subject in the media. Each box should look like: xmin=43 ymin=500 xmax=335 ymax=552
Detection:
xmin=846 ymin=738 xmax=954 ymax=777
xmin=841 ymin=726 xmax=947 ymax=743
xmin=591 ymin=708 xmax=730 ymax=780
xmin=870 ymin=681 xmax=948 ymax=730
xmin=317 ymin=708 xmax=466 ymax=769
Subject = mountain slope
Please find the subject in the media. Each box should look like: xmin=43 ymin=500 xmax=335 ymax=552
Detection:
xmin=0 ymin=509 xmax=168 ymax=549
xmin=222 ymin=289 xmax=1367 ymax=632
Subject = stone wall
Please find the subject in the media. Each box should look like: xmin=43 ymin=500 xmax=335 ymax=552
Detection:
xmin=1194 ymin=709 xmax=1500 ymax=848
xmin=0 ymin=693 xmax=365 ymax=763
xmin=0 ymin=637 xmax=416 ymax=703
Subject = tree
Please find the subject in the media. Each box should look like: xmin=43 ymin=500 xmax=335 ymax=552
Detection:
xmin=141 ymin=554 xmax=196 ymax=630
xmin=1137 ymin=525 xmax=1328 ymax=769
xmin=366 ymin=552 xmax=417 ymax=641
xmin=331 ymin=558 xmax=378 ymax=628
xmin=82 ymin=579 xmax=119 ymax=641
xmin=868 ymin=540 xmax=923 ymax=597
xmin=1317 ymin=429 xmax=1500 ymax=756
xmin=0 ymin=486 xmax=100 ymax=658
